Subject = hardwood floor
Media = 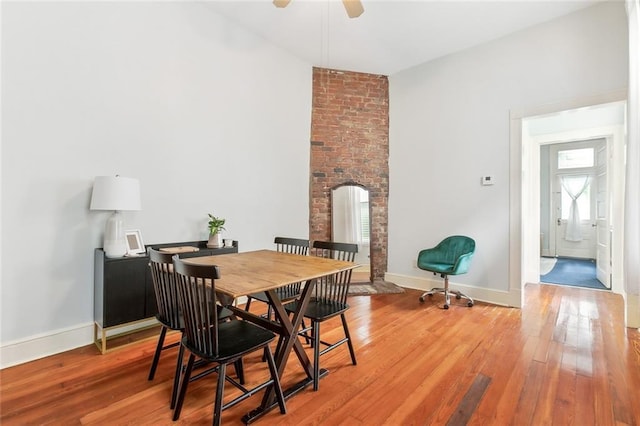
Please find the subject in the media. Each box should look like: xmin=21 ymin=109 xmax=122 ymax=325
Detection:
xmin=2 ymin=283 xmax=640 ymax=425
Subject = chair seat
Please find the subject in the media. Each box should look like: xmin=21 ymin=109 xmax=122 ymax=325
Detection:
xmin=183 ymin=320 xmax=276 ymax=363
xmin=418 ymin=262 xmax=455 ymax=275
xmin=248 ymin=286 xmax=301 ymax=304
xmin=219 ymin=306 xmax=234 ymax=320
xmin=285 ymin=299 xmax=349 ymax=322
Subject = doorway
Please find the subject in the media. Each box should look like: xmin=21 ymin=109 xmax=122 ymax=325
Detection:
xmin=517 ymin=98 xmax=626 ymax=300
xmin=539 ymin=139 xmax=609 ymax=290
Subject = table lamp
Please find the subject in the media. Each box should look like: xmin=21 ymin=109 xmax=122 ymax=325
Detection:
xmin=90 ymin=175 xmax=141 ymax=258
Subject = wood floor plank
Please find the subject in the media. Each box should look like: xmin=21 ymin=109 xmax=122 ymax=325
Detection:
xmin=552 ymin=366 xmax=577 ymax=425
xmin=530 ymin=339 xmax=563 ymax=423
xmin=476 ymin=333 xmax=537 ymax=424
xmin=446 ymin=373 xmax=491 ymax=426
xmin=575 ymin=373 xmax=596 ymax=425
xmin=379 ymin=343 xmax=471 ymax=424
xmin=1 ymin=284 xmax=640 ymax=425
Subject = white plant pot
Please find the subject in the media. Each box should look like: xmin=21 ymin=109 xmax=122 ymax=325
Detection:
xmin=207 ymin=232 xmax=222 ymax=248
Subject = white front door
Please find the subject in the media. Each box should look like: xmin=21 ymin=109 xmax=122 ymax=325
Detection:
xmin=549 ymin=140 xmax=602 ymax=259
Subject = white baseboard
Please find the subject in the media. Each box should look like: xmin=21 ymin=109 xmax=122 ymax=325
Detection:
xmin=384 ymin=272 xmax=520 ymax=307
xmin=0 ymin=318 xmax=163 ymax=369
xmin=1 ymin=322 xmax=94 ymax=369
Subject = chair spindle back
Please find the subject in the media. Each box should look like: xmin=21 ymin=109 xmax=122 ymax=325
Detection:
xmin=275 ymin=236 xmax=310 ymax=255
xmin=311 ymin=241 xmax=358 ymax=304
xmin=275 ymin=237 xmax=310 ymax=296
xmin=172 ymin=256 xmax=222 ymax=357
xmin=148 ymin=249 xmax=181 ymax=330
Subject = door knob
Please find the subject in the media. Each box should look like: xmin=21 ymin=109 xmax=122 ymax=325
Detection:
xmin=557 ymin=218 xmax=562 ymax=226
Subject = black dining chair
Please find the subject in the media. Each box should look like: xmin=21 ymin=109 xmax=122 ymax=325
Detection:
xmin=171 ymin=256 xmax=287 ymax=425
xmin=244 ymin=237 xmax=310 ymax=319
xmin=147 ymin=249 xmax=241 ymax=409
xmin=284 ymin=240 xmax=358 ymax=391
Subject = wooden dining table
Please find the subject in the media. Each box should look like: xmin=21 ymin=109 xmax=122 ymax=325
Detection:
xmin=182 ymin=249 xmax=358 ymax=424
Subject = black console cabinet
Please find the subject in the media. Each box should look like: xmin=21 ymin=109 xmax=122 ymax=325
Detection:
xmin=94 ymin=240 xmax=238 ymax=353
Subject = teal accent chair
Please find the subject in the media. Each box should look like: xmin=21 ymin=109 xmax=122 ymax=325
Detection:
xmin=417 ymin=235 xmax=475 ymax=309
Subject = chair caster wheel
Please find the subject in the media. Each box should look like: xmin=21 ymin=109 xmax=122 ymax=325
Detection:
xmin=443 ymin=304 xmax=449 ymax=310
xmin=467 ymin=301 xmax=474 ymax=307
xmin=419 ymin=296 xmax=425 ymax=303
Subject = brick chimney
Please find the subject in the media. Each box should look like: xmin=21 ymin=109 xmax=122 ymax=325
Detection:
xmin=309 ymin=67 xmax=389 ymax=281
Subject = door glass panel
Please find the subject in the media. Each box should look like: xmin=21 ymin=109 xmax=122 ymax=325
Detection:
xmin=558 ymin=148 xmax=594 ymax=169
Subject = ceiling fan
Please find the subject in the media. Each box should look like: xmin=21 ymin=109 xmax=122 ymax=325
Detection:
xmin=273 ymin=0 xmax=364 ymax=19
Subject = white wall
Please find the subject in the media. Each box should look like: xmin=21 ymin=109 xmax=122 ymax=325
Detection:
xmin=1 ymin=2 xmax=311 ymax=366
xmin=386 ymin=2 xmax=628 ymax=302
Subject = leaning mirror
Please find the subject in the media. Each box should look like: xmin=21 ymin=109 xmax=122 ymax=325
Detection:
xmin=331 ymin=184 xmax=371 ymax=283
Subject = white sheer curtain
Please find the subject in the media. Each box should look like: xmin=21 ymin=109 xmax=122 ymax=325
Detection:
xmin=625 ymin=0 xmax=640 ymax=304
xmin=343 ymin=186 xmax=362 ymax=244
xmin=561 ymin=175 xmax=590 ymax=241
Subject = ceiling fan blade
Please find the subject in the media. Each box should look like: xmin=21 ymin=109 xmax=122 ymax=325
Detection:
xmin=273 ymin=0 xmax=291 ymax=8
xmin=342 ymin=0 xmax=364 ymax=18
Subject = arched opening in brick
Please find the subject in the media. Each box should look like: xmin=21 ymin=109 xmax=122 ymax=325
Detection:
xmin=331 ymin=182 xmax=371 ymax=281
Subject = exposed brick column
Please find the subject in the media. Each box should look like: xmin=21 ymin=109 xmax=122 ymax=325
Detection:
xmin=309 ymin=67 xmax=389 ymax=281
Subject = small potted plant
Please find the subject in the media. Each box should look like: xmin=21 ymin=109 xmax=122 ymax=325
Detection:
xmin=207 ymin=213 xmax=226 ymax=248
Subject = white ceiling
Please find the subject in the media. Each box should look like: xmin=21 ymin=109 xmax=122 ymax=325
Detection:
xmin=205 ymin=0 xmax=607 ymax=76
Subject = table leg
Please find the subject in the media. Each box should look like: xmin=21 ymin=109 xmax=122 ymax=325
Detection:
xmin=268 ymin=283 xmax=314 ymax=378
xmin=242 ymin=279 xmax=324 ymax=424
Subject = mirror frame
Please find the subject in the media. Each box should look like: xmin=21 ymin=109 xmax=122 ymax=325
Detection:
xmin=330 ymin=182 xmax=372 ymax=283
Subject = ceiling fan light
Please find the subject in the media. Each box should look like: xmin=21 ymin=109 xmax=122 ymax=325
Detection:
xmin=273 ymin=0 xmax=364 ymax=18
xmin=343 ymin=0 xmax=364 ymax=18
xmin=273 ymin=0 xmax=292 ymax=8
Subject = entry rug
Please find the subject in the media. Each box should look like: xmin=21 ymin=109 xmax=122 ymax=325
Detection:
xmin=540 ymin=257 xmax=607 ymax=290
xmin=540 ymin=257 xmax=557 ymax=275
xmin=348 ymin=279 xmax=405 ymax=296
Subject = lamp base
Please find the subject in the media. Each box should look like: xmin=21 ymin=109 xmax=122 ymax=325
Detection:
xmin=104 ymin=211 xmax=127 ymax=258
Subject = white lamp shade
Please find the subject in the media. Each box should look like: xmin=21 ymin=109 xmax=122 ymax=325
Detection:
xmin=90 ymin=176 xmax=141 ymax=211
xmin=90 ymin=175 xmax=141 ymax=258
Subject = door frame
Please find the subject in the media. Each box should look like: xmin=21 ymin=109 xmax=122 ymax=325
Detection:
xmin=509 ymin=91 xmax=626 ymax=311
